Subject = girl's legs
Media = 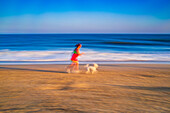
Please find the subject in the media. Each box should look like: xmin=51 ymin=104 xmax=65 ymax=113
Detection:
xmin=72 ymin=62 xmax=79 ymax=71
xmin=67 ymin=62 xmax=74 ymax=73
xmin=76 ymin=62 xmax=79 ymax=71
xmin=72 ymin=61 xmax=79 ymax=71
xmin=67 ymin=61 xmax=79 ymax=73
xmin=67 ymin=63 xmax=72 ymax=69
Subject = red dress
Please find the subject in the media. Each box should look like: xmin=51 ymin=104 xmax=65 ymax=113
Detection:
xmin=71 ymin=48 xmax=79 ymax=62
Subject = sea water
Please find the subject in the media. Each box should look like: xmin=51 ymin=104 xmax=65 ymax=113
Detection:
xmin=0 ymin=34 xmax=170 ymax=64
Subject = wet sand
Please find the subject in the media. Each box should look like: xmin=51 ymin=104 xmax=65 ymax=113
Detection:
xmin=0 ymin=64 xmax=170 ymax=113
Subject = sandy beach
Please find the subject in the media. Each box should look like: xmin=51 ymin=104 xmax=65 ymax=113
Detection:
xmin=0 ymin=64 xmax=170 ymax=113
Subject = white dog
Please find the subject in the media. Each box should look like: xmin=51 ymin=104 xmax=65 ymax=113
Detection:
xmin=85 ymin=63 xmax=99 ymax=74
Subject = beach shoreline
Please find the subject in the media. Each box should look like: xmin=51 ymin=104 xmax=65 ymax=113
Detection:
xmin=1 ymin=61 xmax=170 ymax=65
xmin=0 ymin=64 xmax=170 ymax=112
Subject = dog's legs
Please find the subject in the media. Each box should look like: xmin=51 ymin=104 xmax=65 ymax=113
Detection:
xmin=86 ymin=68 xmax=90 ymax=74
xmin=92 ymin=70 xmax=98 ymax=74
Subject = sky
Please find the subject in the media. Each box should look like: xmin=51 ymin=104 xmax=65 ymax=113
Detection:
xmin=0 ymin=0 xmax=170 ymax=34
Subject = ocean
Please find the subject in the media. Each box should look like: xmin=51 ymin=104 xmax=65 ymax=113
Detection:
xmin=0 ymin=34 xmax=170 ymax=64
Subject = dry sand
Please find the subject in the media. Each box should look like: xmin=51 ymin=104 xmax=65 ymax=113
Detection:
xmin=0 ymin=64 xmax=170 ymax=113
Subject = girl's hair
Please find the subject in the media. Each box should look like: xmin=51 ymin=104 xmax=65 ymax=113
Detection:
xmin=75 ymin=43 xmax=81 ymax=47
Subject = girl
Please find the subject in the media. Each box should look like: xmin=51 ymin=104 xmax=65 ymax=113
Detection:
xmin=67 ymin=43 xmax=84 ymax=73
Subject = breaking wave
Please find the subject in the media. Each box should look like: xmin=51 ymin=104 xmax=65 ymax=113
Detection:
xmin=0 ymin=49 xmax=170 ymax=62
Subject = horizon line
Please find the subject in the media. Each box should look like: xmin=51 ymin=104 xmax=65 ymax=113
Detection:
xmin=0 ymin=33 xmax=170 ymax=35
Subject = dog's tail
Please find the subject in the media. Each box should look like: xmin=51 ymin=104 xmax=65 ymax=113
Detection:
xmin=84 ymin=64 xmax=89 ymax=67
xmin=93 ymin=63 xmax=98 ymax=68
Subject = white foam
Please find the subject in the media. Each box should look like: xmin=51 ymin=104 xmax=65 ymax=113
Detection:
xmin=0 ymin=49 xmax=170 ymax=61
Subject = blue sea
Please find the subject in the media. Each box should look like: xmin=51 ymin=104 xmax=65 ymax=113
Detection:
xmin=0 ymin=34 xmax=170 ymax=64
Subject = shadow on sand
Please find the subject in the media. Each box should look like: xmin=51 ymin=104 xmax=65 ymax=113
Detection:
xmin=0 ymin=66 xmax=67 ymax=74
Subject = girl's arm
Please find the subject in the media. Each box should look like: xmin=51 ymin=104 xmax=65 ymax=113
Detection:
xmin=76 ymin=49 xmax=84 ymax=56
